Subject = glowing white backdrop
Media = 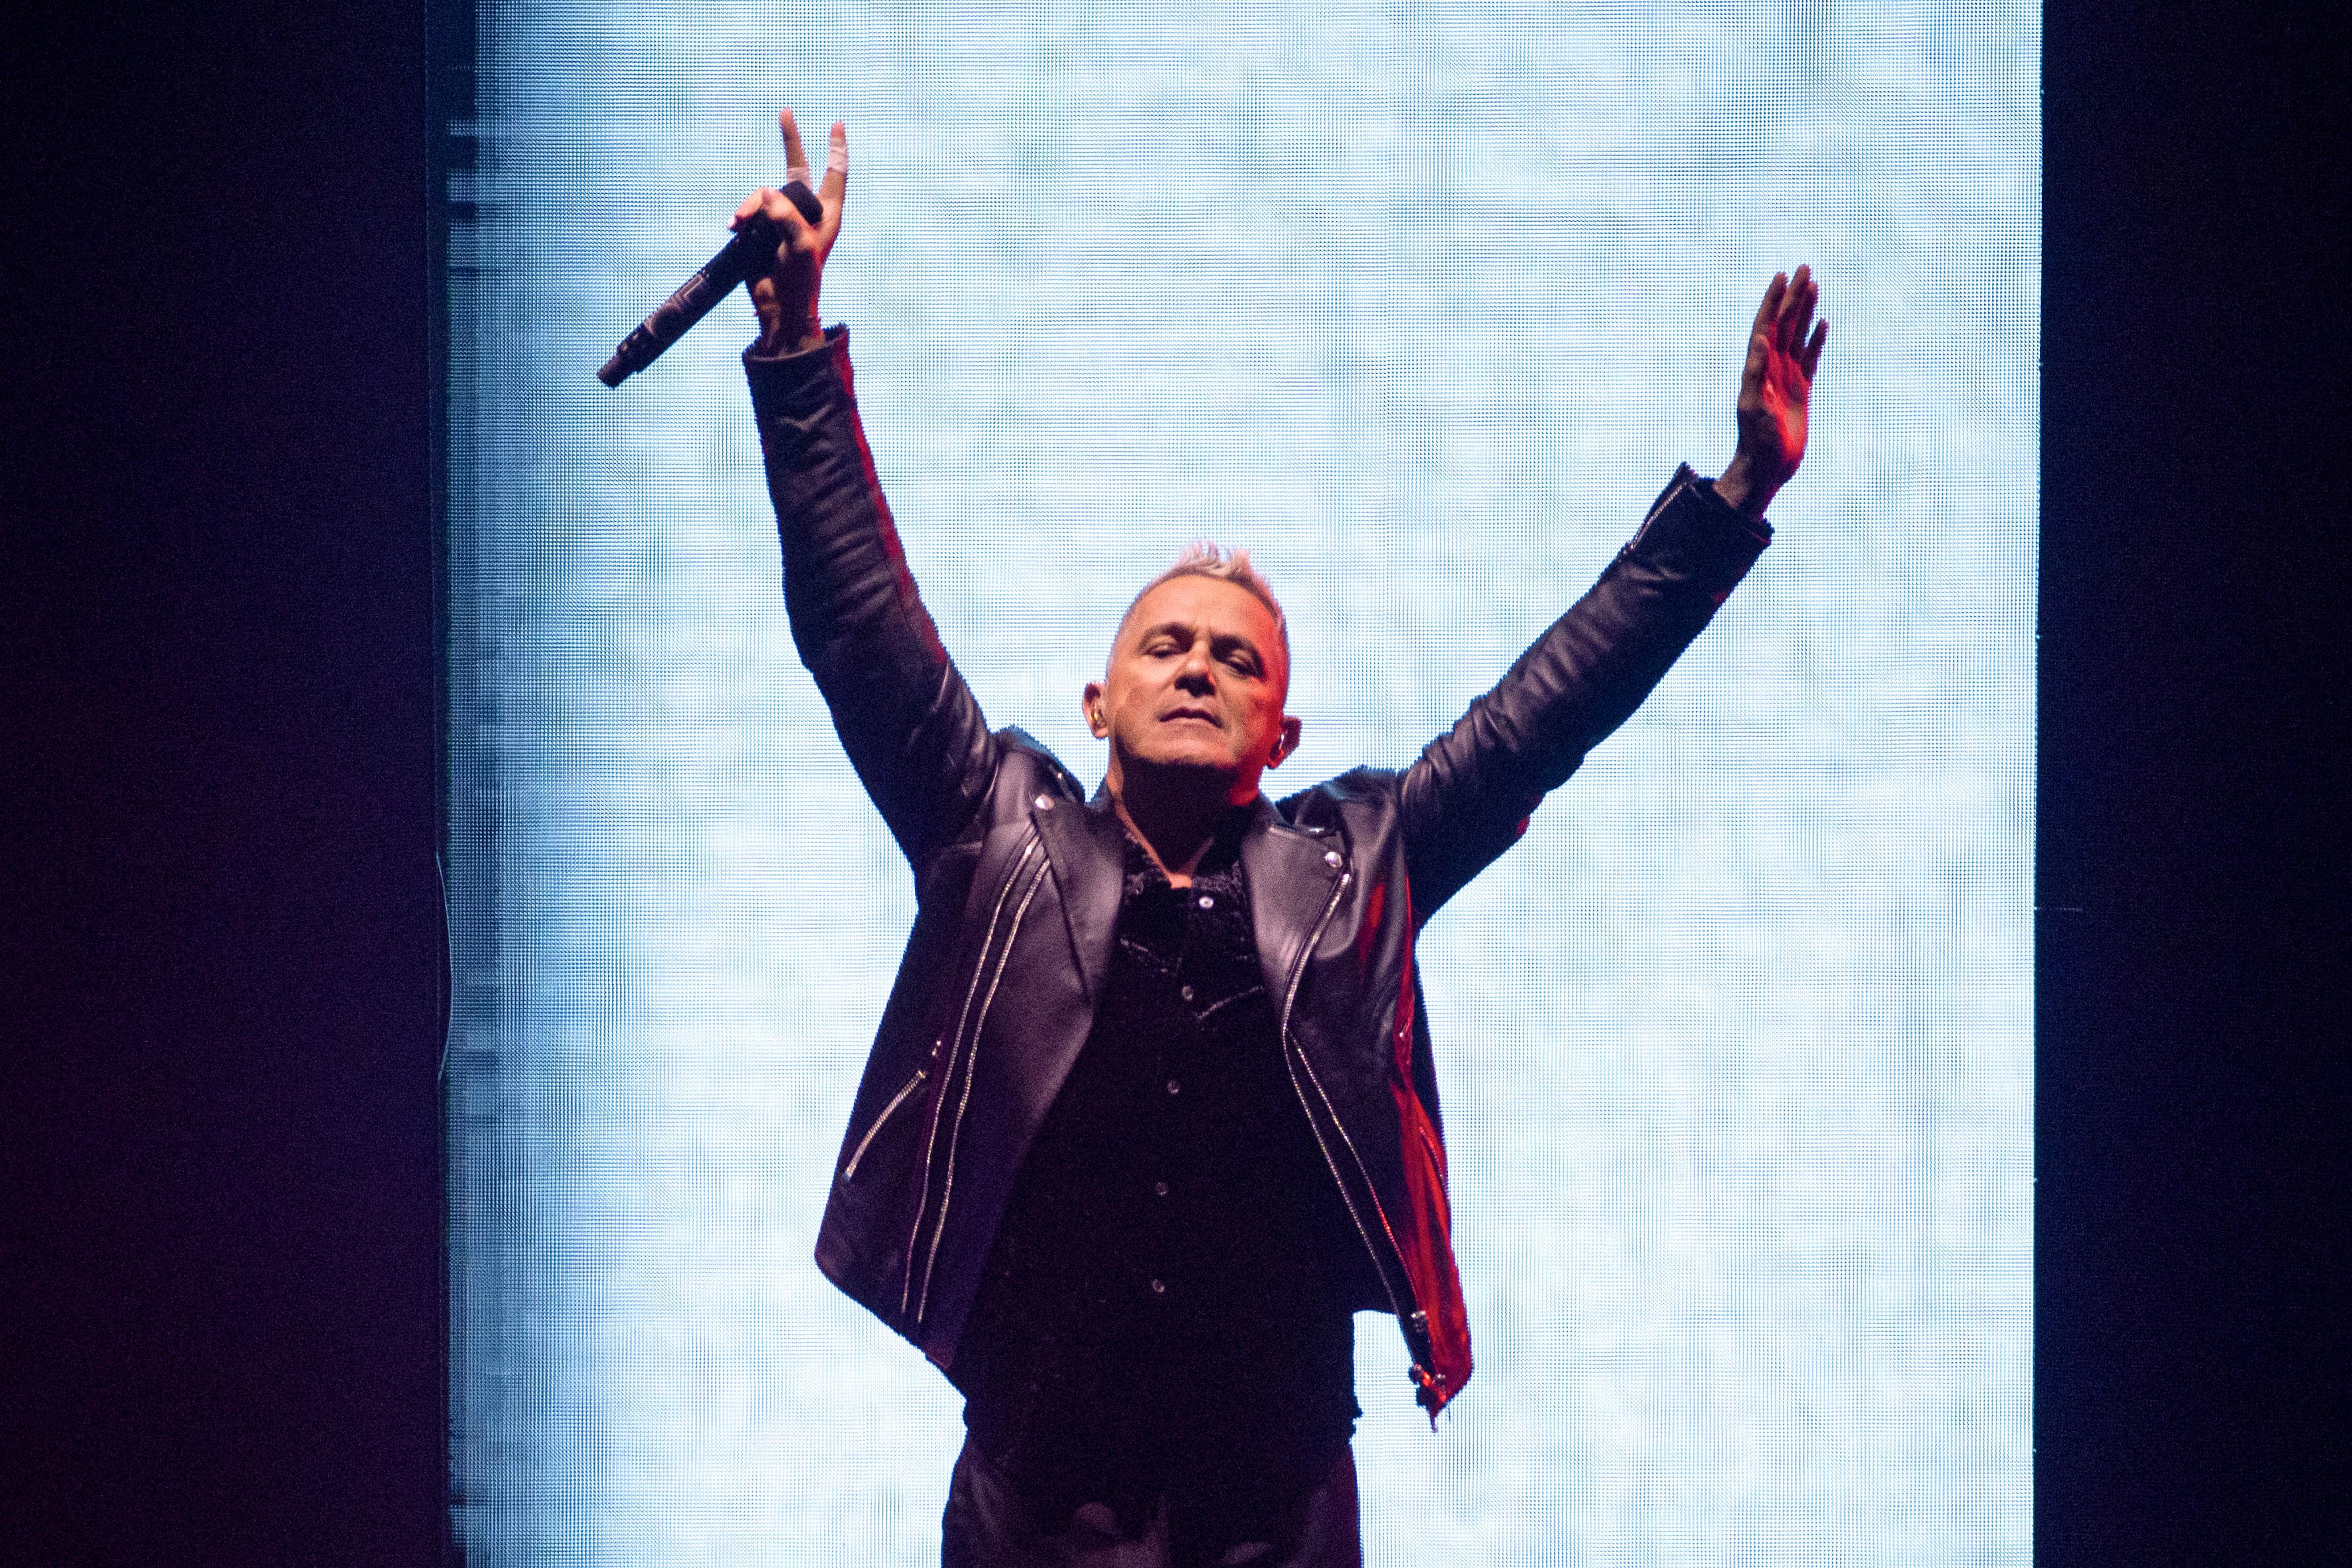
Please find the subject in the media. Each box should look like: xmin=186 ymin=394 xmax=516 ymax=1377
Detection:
xmin=447 ymin=4 xmax=2036 ymax=1562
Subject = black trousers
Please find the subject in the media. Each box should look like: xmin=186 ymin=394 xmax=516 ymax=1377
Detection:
xmin=941 ymin=1435 xmax=1363 ymax=1568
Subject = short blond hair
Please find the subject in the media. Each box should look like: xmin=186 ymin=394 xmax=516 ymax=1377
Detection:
xmin=1118 ymin=541 xmax=1289 ymax=670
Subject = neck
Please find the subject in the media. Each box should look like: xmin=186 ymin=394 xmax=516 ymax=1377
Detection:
xmin=1105 ymin=763 xmax=1254 ymax=887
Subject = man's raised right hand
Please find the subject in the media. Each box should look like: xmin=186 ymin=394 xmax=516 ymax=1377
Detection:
xmin=736 ymin=110 xmax=847 ymax=356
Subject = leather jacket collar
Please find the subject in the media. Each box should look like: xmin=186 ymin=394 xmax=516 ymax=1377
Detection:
xmin=1037 ymin=788 xmax=1349 ymax=1019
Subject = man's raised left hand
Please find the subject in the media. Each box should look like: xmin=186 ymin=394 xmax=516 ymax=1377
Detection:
xmin=1715 ymin=264 xmax=1827 ymax=518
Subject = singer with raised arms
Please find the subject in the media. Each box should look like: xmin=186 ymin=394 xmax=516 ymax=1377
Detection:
xmin=716 ymin=106 xmax=1823 ymax=1567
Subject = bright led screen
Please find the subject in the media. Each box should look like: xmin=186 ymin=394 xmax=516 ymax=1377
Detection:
xmin=446 ymin=5 xmax=2037 ymax=1562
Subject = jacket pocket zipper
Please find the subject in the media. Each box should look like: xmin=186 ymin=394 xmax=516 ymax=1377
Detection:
xmin=842 ymin=1067 xmax=928 ymax=1183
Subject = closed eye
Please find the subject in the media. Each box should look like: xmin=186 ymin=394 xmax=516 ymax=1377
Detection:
xmin=1212 ymin=639 xmax=1263 ymax=677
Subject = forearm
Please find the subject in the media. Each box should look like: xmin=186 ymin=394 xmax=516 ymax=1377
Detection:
xmin=1400 ymin=466 xmax=1769 ymax=904
xmin=749 ymin=328 xmax=995 ymax=859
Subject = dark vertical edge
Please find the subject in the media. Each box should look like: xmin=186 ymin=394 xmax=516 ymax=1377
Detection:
xmin=2039 ymin=1 xmax=2345 ymax=1561
xmin=427 ymin=0 xmax=479 ymax=1560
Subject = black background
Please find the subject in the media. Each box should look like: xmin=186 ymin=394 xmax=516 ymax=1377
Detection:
xmin=5 ymin=4 xmax=2341 ymax=1562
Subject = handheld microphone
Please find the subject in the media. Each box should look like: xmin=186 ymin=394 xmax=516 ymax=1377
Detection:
xmin=597 ymin=180 xmax=823 ymax=388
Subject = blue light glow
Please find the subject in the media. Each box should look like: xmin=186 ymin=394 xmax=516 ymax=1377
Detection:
xmin=447 ymin=5 xmax=2036 ymax=1561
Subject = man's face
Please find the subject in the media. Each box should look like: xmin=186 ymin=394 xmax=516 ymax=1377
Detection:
xmin=1085 ymin=575 xmax=1299 ymax=801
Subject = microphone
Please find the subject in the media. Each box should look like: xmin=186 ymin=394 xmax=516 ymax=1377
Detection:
xmin=597 ymin=180 xmax=823 ymax=388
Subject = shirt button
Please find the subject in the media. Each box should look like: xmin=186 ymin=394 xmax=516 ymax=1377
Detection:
xmin=1179 ymin=983 xmax=1195 ymax=1002
xmin=1196 ymin=894 xmax=1214 ymax=910
xmin=1034 ymin=794 xmax=1053 ymax=810
xmin=1149 ymin=1278 xmax=1166 ymax=1295
xmin=1324 ymin=849 xmax=1343 ymax=869
xmin=1166 ymin=1079 xmax=1180 ymax=1096
xmin=1154 ymin=1181 xmax=1170 ymax=1197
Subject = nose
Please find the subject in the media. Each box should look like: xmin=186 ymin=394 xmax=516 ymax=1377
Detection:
xmin=1174 ymin=643 xmax=1215 ymax=693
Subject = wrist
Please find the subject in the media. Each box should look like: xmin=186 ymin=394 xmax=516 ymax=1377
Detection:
xmin=757 ymin=309 xmax=827 ymax=356
xmin=1713 ymin=452 xmax=1774 ymax=518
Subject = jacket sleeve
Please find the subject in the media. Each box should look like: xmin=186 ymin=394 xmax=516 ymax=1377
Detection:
xmin=1399 ymin=464 xmax=1772 ymax=918
xmin=747 ymin=327 xmax=998 ymax=870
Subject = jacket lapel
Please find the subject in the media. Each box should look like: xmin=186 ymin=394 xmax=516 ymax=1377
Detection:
xmin=1241 ymin=797 xmax=1345 ymax=1018
xmin=1032 ymin=794 xmax=1126 ymax=1006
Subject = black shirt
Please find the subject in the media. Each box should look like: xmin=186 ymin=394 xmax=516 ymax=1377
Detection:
xmin=955 ymin=808 xmax=1362 ymax=1525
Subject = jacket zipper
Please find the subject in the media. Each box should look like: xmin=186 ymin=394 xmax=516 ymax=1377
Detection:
xmin=1276 ymin=871 xmax=1420 ymax=1348
xmin=914 ymin=848 xmax=1051 ymax=1323
xmin=902 ymin=831 xmax=1041 ymax=1316
xmin=905 ymin=833 xmax=1050 ymax=1323
xmin=841 ymin=1067 xmax=928 ymax=1183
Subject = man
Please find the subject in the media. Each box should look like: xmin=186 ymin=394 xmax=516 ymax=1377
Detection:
xmin=734 ymin=110 xmax=1824 ymax=1566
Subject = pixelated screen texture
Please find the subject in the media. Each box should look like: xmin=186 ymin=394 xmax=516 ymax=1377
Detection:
xmin=446 ymin=3 xmax=2036 ymax=1563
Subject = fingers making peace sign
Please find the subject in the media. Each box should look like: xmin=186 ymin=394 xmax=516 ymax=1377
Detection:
xmin=735 ymin=110 xmax=849 ymax=356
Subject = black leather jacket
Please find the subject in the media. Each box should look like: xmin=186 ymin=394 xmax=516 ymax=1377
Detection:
xmin=749 ymin=329 xmax=1770 ymax=1418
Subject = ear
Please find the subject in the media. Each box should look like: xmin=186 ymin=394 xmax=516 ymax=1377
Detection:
xmin=1082 ymin=680 xmax=1109 ymax=737
xmin=1267 ymin=716 xmax=1303 ymax=769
